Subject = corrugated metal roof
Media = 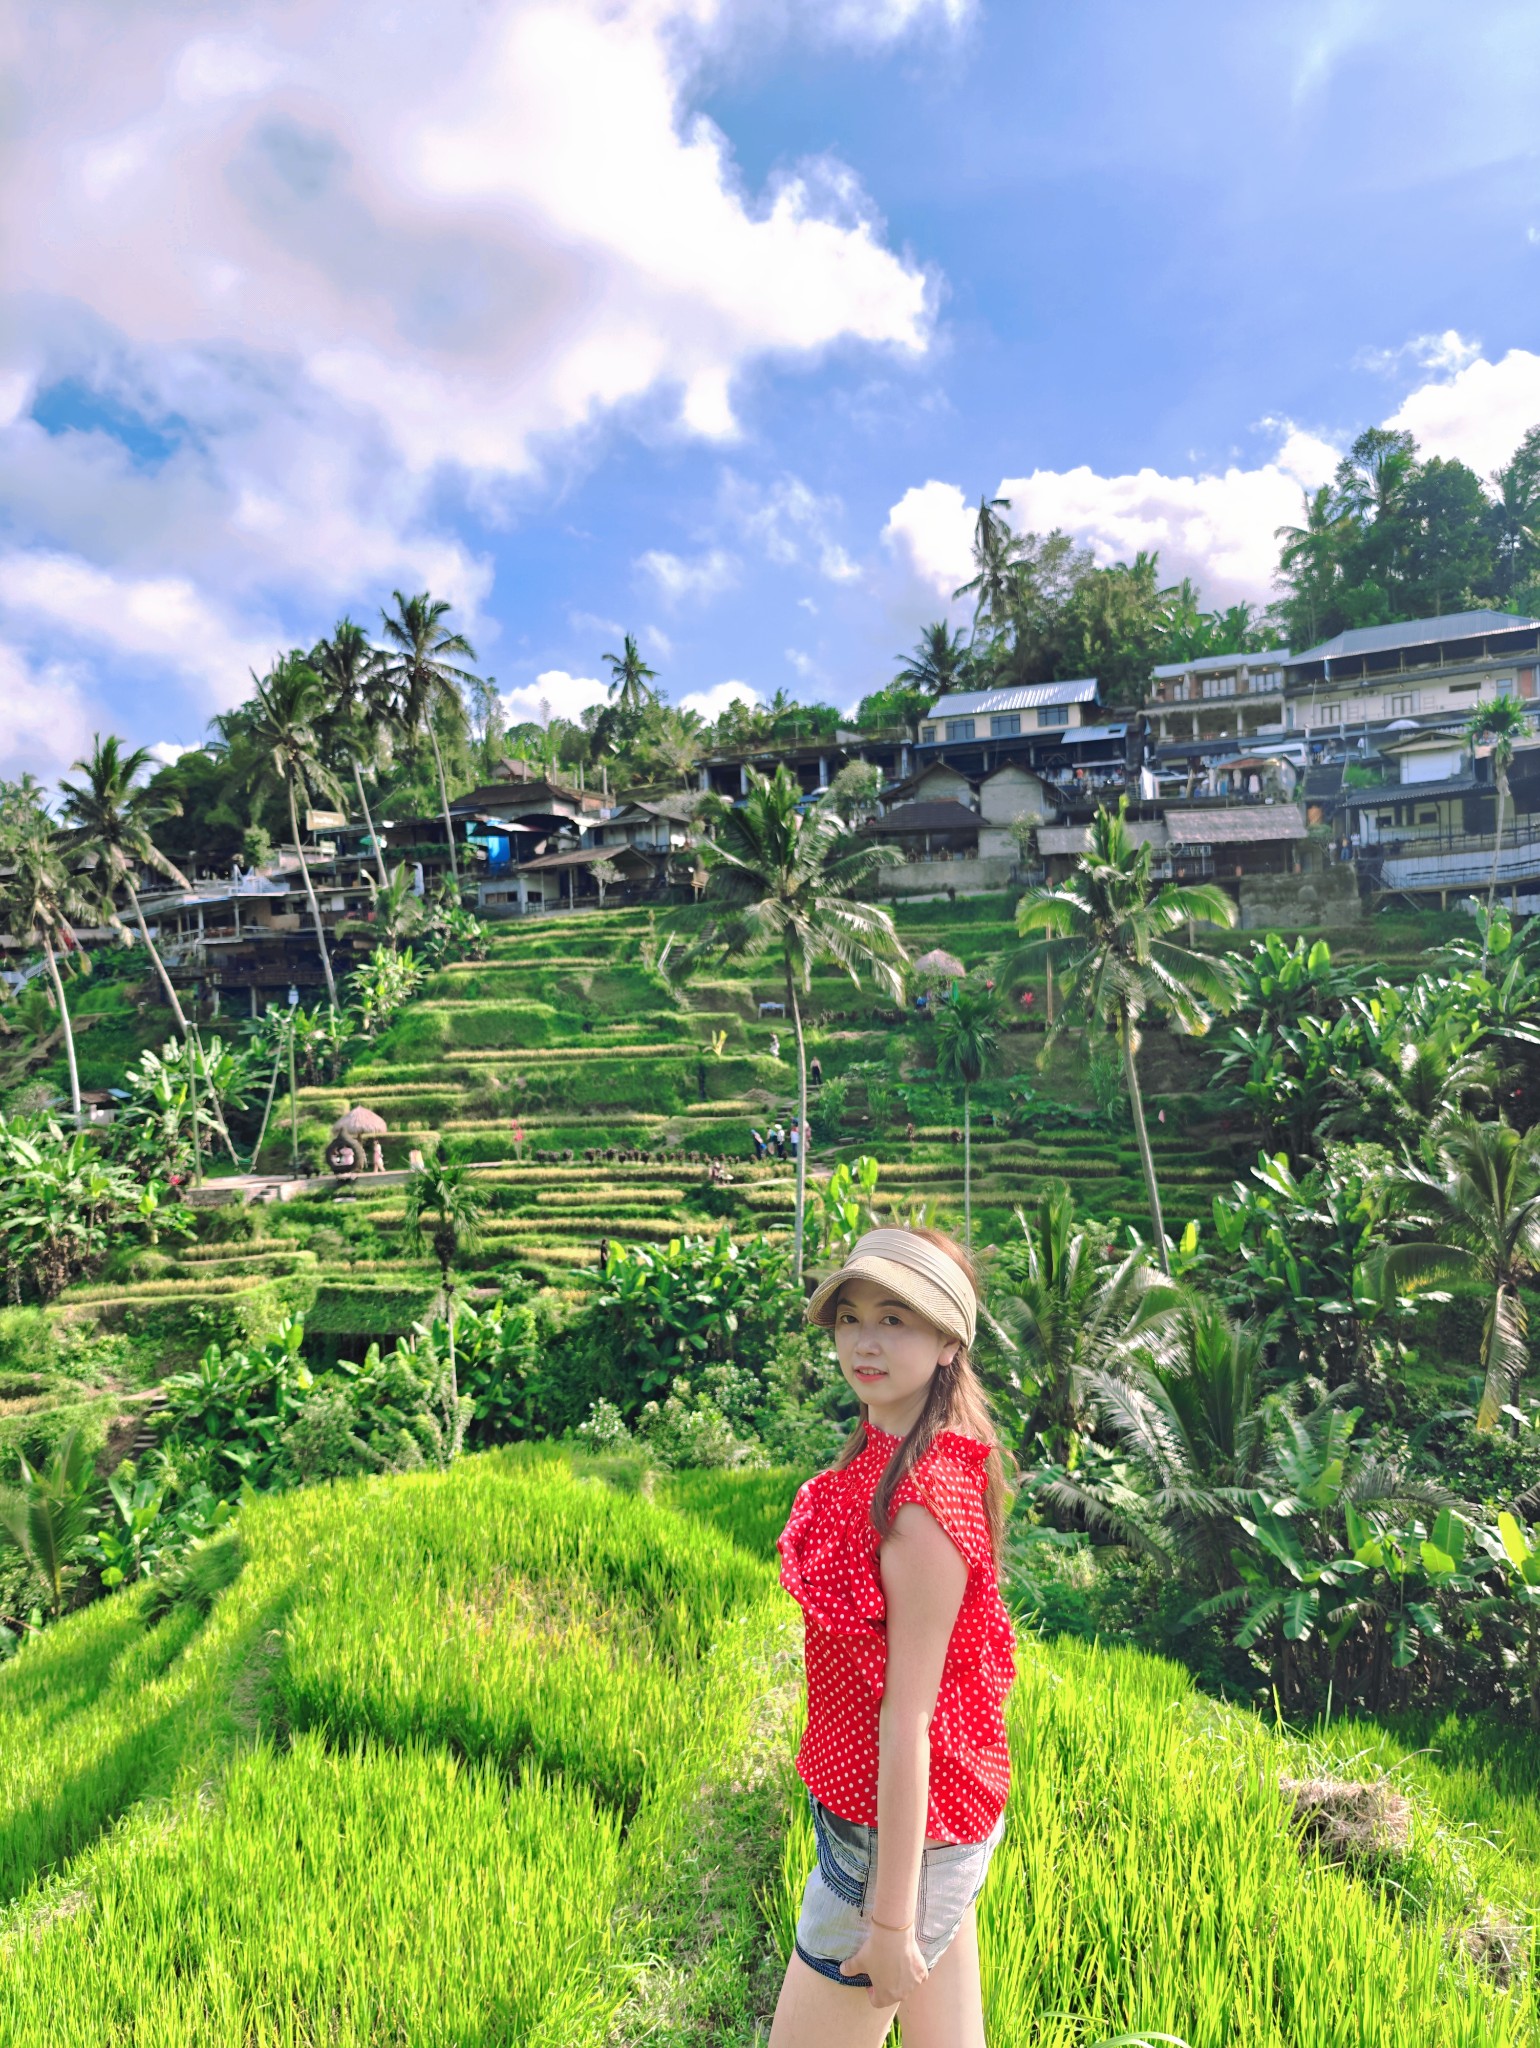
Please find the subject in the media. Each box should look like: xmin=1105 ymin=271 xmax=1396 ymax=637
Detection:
xmin=1341 ymin=776 xmax=1481 ymax=809
xmin=1150 ymin=649 xmax=1289 ymax=678
xmin=1288 ymin=611 xmax=1540 ymax=666
xmin=1059 ymin=724 xmax=1128 ymax=745
xmin=925 ymin=677 xmax=1099 ymax=718
xmin=1165 ymin=804 xmax=1308 ymax=844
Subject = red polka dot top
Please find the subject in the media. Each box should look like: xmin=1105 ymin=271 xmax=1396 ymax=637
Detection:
xmin=777 ymin=1422 xmax=1016 ymax=1844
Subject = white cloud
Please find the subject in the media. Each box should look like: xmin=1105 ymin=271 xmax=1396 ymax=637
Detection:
xmin=1357 ymin=329 xmax=1483 ymax=378
xmin=881 ymin=479 xmax=974 ymax=600
xmin=678 ymin=677 xmax=761 ymax=719
xmin=998 ymin=440 xmax=1338 ymax=606
xmin=722 ymin=469 xmax=863 ymax=584
xmin=1386 ymin=347 xmax=1540 ymax=477
xmin=500 ymin=669 xmax=609 ymax=726
xmin=0 ymin=645 xmax=98 ymax=781
xmin=0 ymin=551 xmax=275 ymax=702
xmin=0 ymin=0 xmax=938 ymax=753
xmin=636 ymin=547 xmax=741 ymax=603
xmin=785 ymin=647 xmax=821 ymax=679
xmin=878 ymin=344 xmax=1540 ymax=615
xmin=147 ymin=740 xmax=195 ymax=767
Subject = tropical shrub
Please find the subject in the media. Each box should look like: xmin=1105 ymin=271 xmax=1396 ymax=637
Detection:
xmin=0 ymin=1114 xmax=184 ymax=1303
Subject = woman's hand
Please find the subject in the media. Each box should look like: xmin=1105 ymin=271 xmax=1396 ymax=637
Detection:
xmin=839 ymin=1924 xmax=929 ymax=2008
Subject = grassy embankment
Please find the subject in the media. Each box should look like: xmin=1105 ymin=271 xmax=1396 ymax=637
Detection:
xmin=1 ymin=1449 xmax=1536 ymax=2046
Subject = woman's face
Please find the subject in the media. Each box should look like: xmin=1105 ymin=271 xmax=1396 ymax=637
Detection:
xmin=832 ymin=1276 xmax=959 ymax=1436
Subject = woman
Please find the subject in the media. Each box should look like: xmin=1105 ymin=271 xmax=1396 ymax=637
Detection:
xmin=772 ymin=1227 xmax=1015 ymax=2046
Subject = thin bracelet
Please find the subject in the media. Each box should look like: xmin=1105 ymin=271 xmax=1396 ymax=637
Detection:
xmin=869 ymin=1911 xmax=914 ymax=1933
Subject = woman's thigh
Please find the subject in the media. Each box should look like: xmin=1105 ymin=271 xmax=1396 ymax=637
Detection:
xmin=767 ymin=1951 xmax=899 ymax=2048
xmin=896 ymin=1903 xmax=985 ymax=2048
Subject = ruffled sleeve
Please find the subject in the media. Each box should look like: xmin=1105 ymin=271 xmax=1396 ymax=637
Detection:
xmin=886 ymin=1432 xmax=995 ymax=1578
xmin=777 ymin=1470 xmax=888 ymax=1691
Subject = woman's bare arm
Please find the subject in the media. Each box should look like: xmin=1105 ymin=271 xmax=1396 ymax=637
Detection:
xmin=839 ymin=1502 xmax=967 ymax=2005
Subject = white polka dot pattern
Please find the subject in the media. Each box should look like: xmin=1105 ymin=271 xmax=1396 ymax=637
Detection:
xmin=776 ymin=1422 xmax=1016 ymax=1845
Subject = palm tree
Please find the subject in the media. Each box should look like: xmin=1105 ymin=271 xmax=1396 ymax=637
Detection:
xmin=601 ymin=632 xmax=659 ymax=717
xmin=704 ymin=766 xmax=906 ymax=1279
xmin=56 ymin=735 xmax=192 ymax=1034
xmin=0 ymin=1426 xmax=97 ymax=1619
xmin=933 ymin=977 xmax=999 ymax=1250
xmin=894 ymin=622 xmax=972 ymax=700
xmin=380 ymin=591 xmax=480 ymax=892
xmin=994 ymin=1183 xmax=1181 ymax=1460
xmin=404 ymin=1160 xmax=484 ymax=1439
xmin=953 ymin=493 xmax=1020 ymax=643
xmin=241 ymin=654 xmax=342 ymax=1006
xmin=1384 ymin=1118 xmax=1540 ymax=1431
xmin=1467 ymin=695 xmax=1529 ymax=965
xmin=0 ymin=812 xmax=95 ymax=1126
xmin=1016 ymin=799 xmax=1238 ymax=1274
xmin=1068 ymin=1298 xmax=1275 ymax=1590
xmin=310 ymin=618 xmax=398 ymax=889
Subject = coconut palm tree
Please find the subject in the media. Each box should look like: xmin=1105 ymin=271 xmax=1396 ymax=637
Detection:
xmin=380 ymin=591 xmax=480 ymax=892
xmin=310 ymin=618 xmax=398 ymax=889
xmin=703 ymin=766 xmax=906 ymax=1280
xmin=1467 ymin=694 xmax=1530 ymax=965
xmin=0 ymin=1426 xmax=97 ymax=1619
xmin=953 ymin=493 xmax=1020 ymax=643
xmin=1016 ymin=798 xmax=1238 ymax=1274
xmin=895 ymin=621 xmax=973 ymax=700
xmin=1384 ymin=1117 xmax=1540 ymax=1431
xmin=56 ymin=735 xmax=193 ymax=1034
xmin=602 ymin=632 xmax=659 ymax=717
xmin=993 ymin=1182 xmax=1182 ymax=1460
xmin=240 ymin=654 xmax=342 ymax=1006
xmin=0 ymin=813 xmax=95 ymax=1126
xmin=933 ymin=977 xmax=999 ymax=1250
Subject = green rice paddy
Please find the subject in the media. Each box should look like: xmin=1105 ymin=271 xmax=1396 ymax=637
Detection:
xmin=2 ymin=1450 xmax=1535 ymax=2044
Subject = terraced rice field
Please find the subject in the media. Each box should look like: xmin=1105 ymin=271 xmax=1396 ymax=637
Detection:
xmin=3 ymin=1449 xmax=1535 ymax=2046
xmin=50 ymin=896 xmax=1252 ymax=1349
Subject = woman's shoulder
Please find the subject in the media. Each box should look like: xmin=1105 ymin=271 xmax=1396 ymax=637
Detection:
xmin=916 ymin=1429 xmax=994 ymax=1480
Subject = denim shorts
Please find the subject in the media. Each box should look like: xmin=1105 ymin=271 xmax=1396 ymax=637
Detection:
xmin=793 ymin=1792 xmax=1006 ymax=1989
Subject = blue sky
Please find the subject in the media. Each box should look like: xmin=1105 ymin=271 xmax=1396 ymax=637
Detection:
xmin=3 ymin=0 xmax=1540 ymax=775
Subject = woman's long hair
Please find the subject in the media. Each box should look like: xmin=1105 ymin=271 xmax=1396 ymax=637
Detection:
xmin=828 ymin=1227 xmax=1012 ymax=1565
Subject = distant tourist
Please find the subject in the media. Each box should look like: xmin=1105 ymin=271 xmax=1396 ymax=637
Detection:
xmin=768 ymin=1121 xmax=786 ymax=1157
xmin=408 ymin=1147 xmax=425 ymax=1172
xmin=809 ymin=1055 xmax=823 ymax=1089
xmin=597 ymin=1236 xmax=611 ymax=1272
xmin=769 ymin=1030 xmax=781 ymax=1060
xmin=788 ymin=1122 xmax=802 ymax=1161
xmin=751 ymin=1127 xmax=768 ymax=1160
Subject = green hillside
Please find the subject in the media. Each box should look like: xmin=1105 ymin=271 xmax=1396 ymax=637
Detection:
xmin=43 ymin=895 xmax=1252 ymax=1354
xmin=2 ymin=1450 xmax=1534 ymax=2045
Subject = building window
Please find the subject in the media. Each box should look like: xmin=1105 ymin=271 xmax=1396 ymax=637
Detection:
xmin=945 ymin=718 xmax=975 ymax=741
xmin=1201 ymin=675 xmax=1237 ymax=699
xmin=1376 ymin=814 xmax=1394 ymax=830
xmin=990 ymin=713 xmax=1020 ymax=737
xmin=1418 ymin=809 xmax=1438 ymax=824
xmin=1038 ymin=705 xmax=1070 ymax=728
xmin=1390 ymin=692 xmax=1421 ymax=716
xmin=920 ymin=725 xmax=938 ymax=743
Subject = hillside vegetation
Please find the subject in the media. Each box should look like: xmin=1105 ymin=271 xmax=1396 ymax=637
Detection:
xmin=2 ymin=1449 xmax=1536 ymax=2046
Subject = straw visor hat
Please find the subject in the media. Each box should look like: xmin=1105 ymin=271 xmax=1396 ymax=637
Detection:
xmin=806 ymin=1228 xmax=977 ymax=1349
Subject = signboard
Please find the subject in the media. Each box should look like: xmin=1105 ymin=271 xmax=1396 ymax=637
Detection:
xmin=305 ymin=809 xmax=349 ymax=831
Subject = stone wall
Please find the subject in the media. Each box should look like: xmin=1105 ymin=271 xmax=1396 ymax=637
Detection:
xmin=876 ymin=855 xmax=1018 ymax=898
xmin=1237 ymin=864 xmax=1363 ymax=930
